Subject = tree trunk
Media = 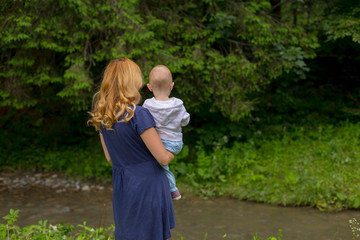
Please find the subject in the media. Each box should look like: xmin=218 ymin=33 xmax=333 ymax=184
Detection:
xmin=270 ymin=0 xmax=281 ymax=21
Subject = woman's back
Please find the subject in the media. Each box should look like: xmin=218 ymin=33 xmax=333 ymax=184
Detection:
xmin=101 ymin=107 xmax=157 ymax=168
xmin=101 ymin=106 xmax=176 ymax=240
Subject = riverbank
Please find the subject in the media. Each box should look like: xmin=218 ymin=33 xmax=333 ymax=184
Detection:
xmin=0 ymin=171 xmax=110 ymax=193
xmin=1 ymin=180 xmax=358 ymax=240
xmin=2 ymin=122 xmax=360 ymax=212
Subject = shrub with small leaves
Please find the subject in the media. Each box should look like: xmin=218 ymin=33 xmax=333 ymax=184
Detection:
xmin=350 ymin=218 xmax=360 ymax=240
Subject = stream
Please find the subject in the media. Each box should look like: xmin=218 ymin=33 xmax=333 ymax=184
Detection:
xmin=0 ymin=176 xmax=359 ymax=240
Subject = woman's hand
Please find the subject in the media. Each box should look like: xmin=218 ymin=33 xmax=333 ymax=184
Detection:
xmin=140 ymin=127 xmax=174 ymax=166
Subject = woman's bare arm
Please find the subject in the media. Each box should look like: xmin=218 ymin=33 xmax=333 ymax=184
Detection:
xmin=100 ymin=133 xmax=112 ymax=165
xmin=140 ymin=127 xmax=174 ymax=166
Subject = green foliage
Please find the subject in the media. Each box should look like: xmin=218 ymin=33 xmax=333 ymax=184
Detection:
xmin=0 ymin=209 xmax=283 ymax=240
xmin=141 ymin=0 xmax=319 ymax=121
xmin=3 ymin=122 xmax=360 ymax=211
xmin=253 ymin=229 xmax=282 ymax=240
xmin=0 ymin=210 xmax=355 ymax=240
xmin=175 ymin=122 xmax=360 ymax=211
xmin=0 ymin=209 xmax=114 ymax=240
xmin=321 ymin=0 xmax=360 ymax=43
xmin=1 ymin=0 xmax=360 ymax=217
xmin=349 ymin=218 xmax=360 ymax=240
xmin=3 ymin=209 xmax=20 ymax=226
xmin=0 ymin=137 xmax=111 ymax=181
xmin=0 ymin=0 xmax=320 ymax=121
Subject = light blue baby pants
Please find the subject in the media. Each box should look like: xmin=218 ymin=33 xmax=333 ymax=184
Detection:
xmin=161 ymin=139 xmax=183 ymax=192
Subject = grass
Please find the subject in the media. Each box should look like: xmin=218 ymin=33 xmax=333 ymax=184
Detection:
xmin=0 ymin=139 xmax=112 ymax=182
xmin=1 ymin=122 xmax=360 ymax=211
xmin=174 ymin=122 xmax=360 ymax=211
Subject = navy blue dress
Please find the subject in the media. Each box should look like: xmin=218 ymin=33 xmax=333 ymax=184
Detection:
xmin=101 ymin=106 xmax=175 ymax=240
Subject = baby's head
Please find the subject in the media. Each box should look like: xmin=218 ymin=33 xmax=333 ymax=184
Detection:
xmin=147 ymin=65 xmax=174 ymax=99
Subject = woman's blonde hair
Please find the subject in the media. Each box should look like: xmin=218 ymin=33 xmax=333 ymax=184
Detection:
xmin=88 ymin=58 xmax=143 ymax=131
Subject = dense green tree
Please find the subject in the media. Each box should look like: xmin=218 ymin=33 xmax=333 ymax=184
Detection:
xmin=1 ymin=0 xmax=360 ymax=152
xmin=2 ymin=0 xmax=360 ymax=209
xmin=0 ymin=0 xmax=149 ymax=110
xmin=252 ymin=0 xmax=360 ymax=126
xmin=1 ymin=0 xmax=321 ymax=121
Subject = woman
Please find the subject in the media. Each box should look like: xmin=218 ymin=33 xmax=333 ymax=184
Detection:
xmin=88 ymin=58 xmax=176 ymax=240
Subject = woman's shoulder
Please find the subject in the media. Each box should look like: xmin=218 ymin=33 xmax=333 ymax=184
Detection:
xmin=135 ymin=105 xmax=145 ymax=112
xmin=134 ymin=105 xmax=151 ymax=116
xmin=133 ymin=105 xmax=154 ymax=121
xmin=132 ymin=105 xmax=155 ymax=134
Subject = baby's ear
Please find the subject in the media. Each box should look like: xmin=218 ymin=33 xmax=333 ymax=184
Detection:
xmin=170 ymin=82 xmax=174 ymax=90
xmin=147 ymin=83 xmax=153 ymax=92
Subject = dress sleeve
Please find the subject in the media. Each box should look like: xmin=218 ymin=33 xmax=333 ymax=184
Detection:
xmin=133 ymin=107 xmax=156 ymax=135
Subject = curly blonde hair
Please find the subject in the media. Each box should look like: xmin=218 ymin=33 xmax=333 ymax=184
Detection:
xmin=88 ymin=58 xmax=143 ymax=131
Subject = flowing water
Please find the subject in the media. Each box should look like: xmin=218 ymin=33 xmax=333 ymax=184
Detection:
xmin=1 ymin=186 xmax=359 ymax=240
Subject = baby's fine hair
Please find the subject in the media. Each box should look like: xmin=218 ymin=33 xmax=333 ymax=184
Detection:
xmin=149 ymin=65 xmax=173 ymax=90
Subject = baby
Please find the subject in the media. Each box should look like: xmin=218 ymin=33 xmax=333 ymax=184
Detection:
xmin=143 ymin=65 xmax=190 ymax=200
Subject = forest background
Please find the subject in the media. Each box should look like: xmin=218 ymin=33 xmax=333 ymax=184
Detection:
xmin=1 ymin=0 xmax=360 ymax=211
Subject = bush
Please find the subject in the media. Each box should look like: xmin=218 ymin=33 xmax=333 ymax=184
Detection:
xmin=174 ymin=122 xmax=360 ymax=210
xmin=1 ymin=209 xmax=284 ymax=240
xmin=0 ymin=137 xmax=112 ymax=181
xmin=0 ymin=209 xmax=114 ymax=240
